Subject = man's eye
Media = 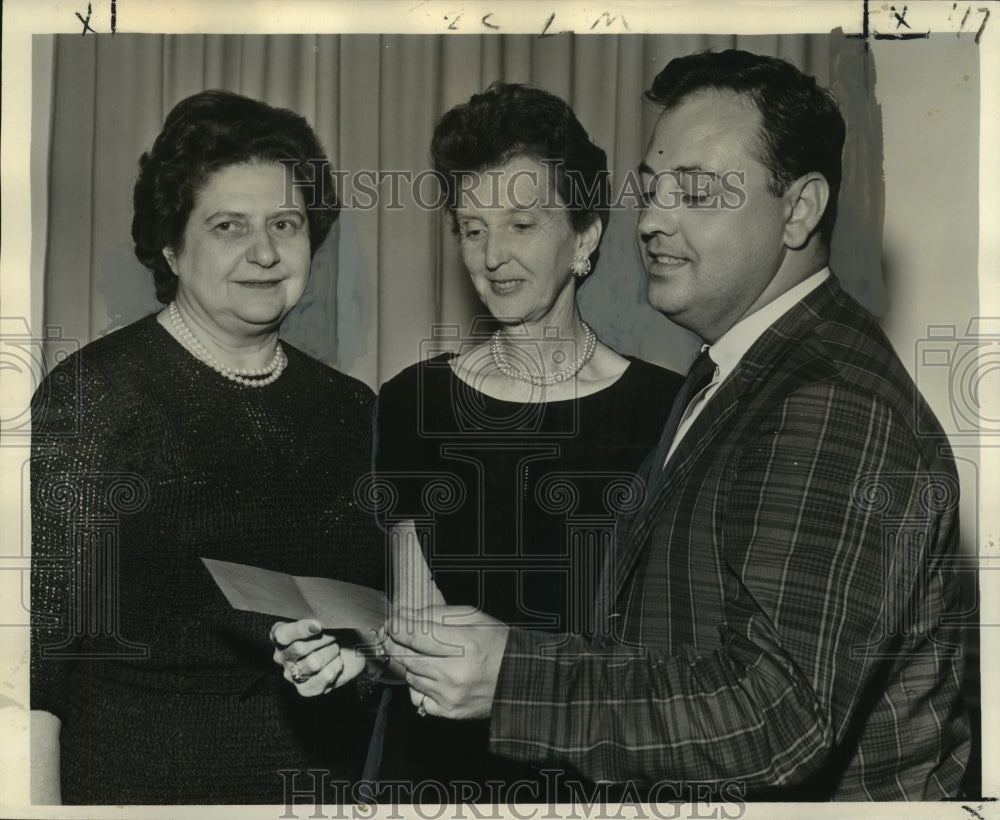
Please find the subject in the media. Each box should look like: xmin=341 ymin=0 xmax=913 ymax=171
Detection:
xmin=461 ymin=226 xmax=484 ymax=239
xmin=213 ymin=220 xmax=247 ymax=234
xmin=680 ymin=191 xmax=710 ymax=206
xmin=513 ymin=222 xmax=535 ymax=232
xmin=270 ymin=219 xmax=302 ymax=234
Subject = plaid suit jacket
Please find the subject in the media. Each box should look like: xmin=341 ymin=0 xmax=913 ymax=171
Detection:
xmin=489 ymin=276 xmax=971 ymax=800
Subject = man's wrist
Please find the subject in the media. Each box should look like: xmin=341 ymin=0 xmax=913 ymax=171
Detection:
xmin=358 ymin=634 xmax=391 ymax=681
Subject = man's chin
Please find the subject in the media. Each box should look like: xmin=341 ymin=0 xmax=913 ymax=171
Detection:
xmin=645 ymin=282 xmax=684 ymax=317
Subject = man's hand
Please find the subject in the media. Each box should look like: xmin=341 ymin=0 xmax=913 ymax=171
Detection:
xmin=384 ymin=606 xmax=510 ymax=720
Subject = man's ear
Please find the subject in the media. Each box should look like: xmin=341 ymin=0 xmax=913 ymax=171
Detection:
xmin=162 ymin=246 xmax=179 ymax=276
xmin=782 ymin=172 xmax=829 ymax=250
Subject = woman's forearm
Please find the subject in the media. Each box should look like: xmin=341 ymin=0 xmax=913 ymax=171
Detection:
xmin=30 ymin=709 xmax=62 ymax=805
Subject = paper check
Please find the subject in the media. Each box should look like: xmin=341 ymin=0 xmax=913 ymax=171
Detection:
xmin=201 ymin=557 xmax=389 ymax=634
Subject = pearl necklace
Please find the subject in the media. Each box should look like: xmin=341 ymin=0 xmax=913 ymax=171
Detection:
xmin=168 ymin=302 xmax=287 ymax=388
xmin=490 ymin=322 xmax=597 ymax=386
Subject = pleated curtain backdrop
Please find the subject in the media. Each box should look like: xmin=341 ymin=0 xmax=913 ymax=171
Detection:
xmin=37 ymin=32 xmax=881 ymax=389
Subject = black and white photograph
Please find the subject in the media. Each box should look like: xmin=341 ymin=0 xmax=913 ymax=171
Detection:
xmin=0 ymin=1 xmax=996 ymax=817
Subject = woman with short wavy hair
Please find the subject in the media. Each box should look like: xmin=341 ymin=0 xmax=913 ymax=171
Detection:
xmin=31 ymin=90 xmax=380 ymax=805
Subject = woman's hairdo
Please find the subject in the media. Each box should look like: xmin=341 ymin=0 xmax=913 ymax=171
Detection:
xmin=131 ymin=89 xmax=338 ymax=303
xmin=430 ymin=82 xmax=610 ymax=276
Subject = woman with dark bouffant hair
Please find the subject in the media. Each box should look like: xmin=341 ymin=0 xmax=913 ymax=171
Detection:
xmin=30 ymin=90 xmax=382 ymax=805
xmin=273 ymin=82 xmax=684 ymax=802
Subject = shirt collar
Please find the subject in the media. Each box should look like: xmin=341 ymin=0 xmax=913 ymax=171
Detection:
xmin=707 ymin=268 xmax=830 ymax=380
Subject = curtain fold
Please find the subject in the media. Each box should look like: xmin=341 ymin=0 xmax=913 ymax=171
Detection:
xmin=40 ymin=32 xmax=874 ymax=389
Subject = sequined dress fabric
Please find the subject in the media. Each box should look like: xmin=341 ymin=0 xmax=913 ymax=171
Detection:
xmin=30 ymin=313 xmax=383 ymax=804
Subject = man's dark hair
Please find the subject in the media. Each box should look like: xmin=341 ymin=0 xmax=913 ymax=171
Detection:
xmin=646 ymin=50 xmax=845 ymax=245
xmin=132 ymin=89 xmax=338 ymax=303
xmin=431 ymin=82 xmax=610 ymax=276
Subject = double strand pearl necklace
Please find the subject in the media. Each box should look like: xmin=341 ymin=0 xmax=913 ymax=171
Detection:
xmin=490 ymin=322 xmax=597 ymax=386
xmin=168 ymin=301 xmax=287 ymax=388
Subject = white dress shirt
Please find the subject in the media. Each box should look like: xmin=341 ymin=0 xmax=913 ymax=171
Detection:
xmin=665 ymin=268 xmax=831 ymax=465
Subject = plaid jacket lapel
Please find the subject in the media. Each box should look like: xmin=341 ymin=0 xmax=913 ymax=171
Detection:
xmin=611 ymin=276 xmax=844 ymax=599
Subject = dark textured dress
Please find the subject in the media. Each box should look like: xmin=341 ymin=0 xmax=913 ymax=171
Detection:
xmin=30 ymin=313 xmax=384 ymax=805
xmin=372 ymin=351 xmax=682 ymax=800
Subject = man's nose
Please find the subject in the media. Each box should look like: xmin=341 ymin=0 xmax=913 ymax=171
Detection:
xmin=637 ymin=200 xmax=680 ymax=241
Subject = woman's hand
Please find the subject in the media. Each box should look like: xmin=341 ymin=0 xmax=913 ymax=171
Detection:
xmin=269 ymin=619 xmax=365 ymax=696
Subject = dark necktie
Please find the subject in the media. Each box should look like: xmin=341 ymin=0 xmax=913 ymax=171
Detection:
xmin=647 ymin=347 xmax=716 ymax=483
xmin=593 ymin=348 xmax=717 ymax=641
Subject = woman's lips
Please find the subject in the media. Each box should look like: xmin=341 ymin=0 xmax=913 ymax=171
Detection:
xmin=489 ymin=279 xmax=525 ymax=296
xmin=235 ymin=279 xmax=283 ymax=287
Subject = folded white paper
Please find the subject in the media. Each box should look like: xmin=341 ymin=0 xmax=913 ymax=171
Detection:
xmin=201 ymin=557 xmax=388 ymax=634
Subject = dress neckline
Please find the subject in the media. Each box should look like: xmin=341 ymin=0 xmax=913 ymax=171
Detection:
xmin=148 ymin=311 xmax=291 ymax=386
xmin=442 ymin=351 xmax=636 ymax=407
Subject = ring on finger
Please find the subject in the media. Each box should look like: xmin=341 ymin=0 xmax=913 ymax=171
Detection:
xmin=417 ymin=693 xmax=427 ymax=718
xmin=289 ymin=661 xmax=309 ymax=685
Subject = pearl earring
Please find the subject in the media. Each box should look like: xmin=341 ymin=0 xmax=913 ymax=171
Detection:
xmin=571 ymin=255 xmax=591 ymax=278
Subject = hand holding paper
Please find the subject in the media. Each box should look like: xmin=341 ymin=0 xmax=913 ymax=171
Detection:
xmin=385 ymin=605 xmax=509 ymax=720
xmin=202 ymin=520 xmax=446 ymax=694
xmin=270 ymin=619 xmax=366 ymax=695
xmin=201 ymin=557 xmax=389 ymax=634
xmin=201 ymin=552 xmax=388 ymax=694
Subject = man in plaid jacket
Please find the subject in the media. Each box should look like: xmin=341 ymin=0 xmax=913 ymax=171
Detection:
xmin=386 ymin=49 xmax=972 ymax=800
